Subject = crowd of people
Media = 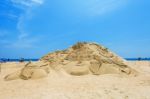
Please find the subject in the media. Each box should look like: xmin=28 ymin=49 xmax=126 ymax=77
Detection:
xmin=0 ymin=58 xmax=25 ymax=63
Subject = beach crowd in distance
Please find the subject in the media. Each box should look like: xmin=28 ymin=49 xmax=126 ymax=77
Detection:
xmin=0 ymin=58 xmax=39 ymax=62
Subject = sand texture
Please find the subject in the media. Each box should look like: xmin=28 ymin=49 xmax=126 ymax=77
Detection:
xmin=0 ymin=42 xmax=150 ymax=99
xmin=0 ymin=61 xmax=150 ymax=99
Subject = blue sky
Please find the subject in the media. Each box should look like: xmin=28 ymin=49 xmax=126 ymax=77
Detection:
xmin=0 ymin=0 xmax=150 ymax=58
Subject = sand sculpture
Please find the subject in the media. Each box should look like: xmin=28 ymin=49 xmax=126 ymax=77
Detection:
xmin=4 ymin=61 xmax=50 ymax=81
xmin=4 ymin=42 xmax=137 ymax=81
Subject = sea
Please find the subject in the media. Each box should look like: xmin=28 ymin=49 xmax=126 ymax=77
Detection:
xmin=0 ymin=58 xmax=150 ymax=62
xmin=125 ymin=58 xmax=150 ymax=61
xmin=0 ymin=58 xmax=39 ymax=62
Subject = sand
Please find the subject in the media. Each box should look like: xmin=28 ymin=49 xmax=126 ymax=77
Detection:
xmin=0 ymin=61 xmax=150 ymax=99
xmin=0 ymin=42 xmax=150 ymax=99
xmin=40 ymin=42 xmax=137 ymax=76
xmin=3 ymin=42 xmax=138 ymax=81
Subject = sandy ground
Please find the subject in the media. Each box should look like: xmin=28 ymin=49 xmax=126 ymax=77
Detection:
xmin=0 ymin=61 xmax=150 ymax=99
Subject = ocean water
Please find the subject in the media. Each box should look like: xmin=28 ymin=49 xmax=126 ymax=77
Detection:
xmin=0 ymin=58 xmax=39 ymax=62
xmin=125 ymin=58 xmax=150 ymax=61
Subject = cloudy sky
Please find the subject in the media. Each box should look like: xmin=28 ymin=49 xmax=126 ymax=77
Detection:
xmin=0 ymin=0 xmax=150 ymax=58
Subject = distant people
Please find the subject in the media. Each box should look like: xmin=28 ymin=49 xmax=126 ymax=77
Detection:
xmin=0 ymin=59 xmax=3 ymax=63
xmin=138 ymin=57 xmax=141 ymax=61
xmin=144 ymin=58 xmax=148 ymax=60
xmin=19 ymin=58 xmax=24 ymax=62
xmin=1 ymin=58 xmax=6 ymax=63
xmin=0 ymin=62 xmax=1 ymax=73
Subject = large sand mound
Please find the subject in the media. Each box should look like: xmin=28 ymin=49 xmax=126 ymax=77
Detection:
xmin=4 ymin=42 xmax=137 ymax=81
xmin=41 ymin=42 xmax=137 ymax=75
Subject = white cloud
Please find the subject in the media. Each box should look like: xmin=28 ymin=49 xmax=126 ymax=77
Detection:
xmin=93 ymin=0 xmax=127 ymax=14
xmin=65 ymin=0 xmax=128 ymax=16
xmin=0 ymin=30 xmax=8 ymax=37
xmin=9 ymin=36 xmax=39 ymax=48
xmin=11 ymin=0 xmax=44 ymax=7
xmin=31 ymin=0 xmax=43 ymax=5
xmin=84 ymin=0 xmax=128 ymax=16
xmin=4 ymin=0 xmax=45 ymax=49
xmin=0 ymin=13 xmax=19 ymax=20
xmin=3 ymin=0 xmax=127 ymax=49
xmin=10 ymin=14 xmax=39 ymax=49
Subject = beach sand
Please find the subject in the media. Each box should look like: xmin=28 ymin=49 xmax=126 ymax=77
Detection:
xmin=0 ymin=61 xmax=150 ymax=99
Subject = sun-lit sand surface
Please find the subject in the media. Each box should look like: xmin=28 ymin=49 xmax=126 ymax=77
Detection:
xmin=0 ymin=61 xmax=150 ymax=99
xmin=1 ymin=43 xmax=150 ymax=99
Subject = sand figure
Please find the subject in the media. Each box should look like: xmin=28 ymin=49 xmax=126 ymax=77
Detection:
xmin=63 ymin=61 xmax=90 ymax=76
xmin=4 ymin=70 xmax=21 ymax=81
xmin=4 ymin=61 xmax=50 ymax=81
